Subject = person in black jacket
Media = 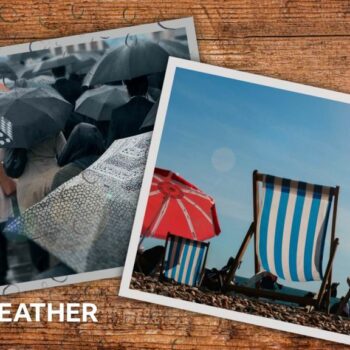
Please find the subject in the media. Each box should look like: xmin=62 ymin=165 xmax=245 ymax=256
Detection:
xmin=106 ymin=75 xmax=154 ymax=147
xmin=51 ymin=66 xmax=86 ymax=137
xmin=51 ymin=66 xmax=82 ymax=104
xmin=52 ymin=122 xmax=105 ymax=190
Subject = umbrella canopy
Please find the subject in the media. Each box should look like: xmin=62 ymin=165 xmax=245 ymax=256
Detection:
xmin=0 ymin=62 xmax=17 ymax=81
xmin=0 ymin=87 xmax=72 ymax=148
xmin=83 ymin=39 xmax=170 ymax=86
xmin=142 ymin=168 xmax=221 ymax=240
xmin=140 ymin=99 xmax=158 ymax=130
xmin=158 ymin=39 xmax=190 ymax=59
xmin=33 ymin=54 xmax=84 ymax=74
xmin=4 ymin=132 xmax=152 ymax=273
xmin=68 ymin=52 xmax=100 ymax=75
xmin=148 ymin=87 xmax=161 ymax=102
xmin=20 ymin=66 xmax=52 ymax=79
xmin=18 ymin=75 xmax=56 ymax=89
xmin=75 ymin=85 xmax=129 ymax=121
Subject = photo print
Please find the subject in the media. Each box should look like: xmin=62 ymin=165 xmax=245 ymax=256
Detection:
xmin=120 ymin=58 xmax=350 ymax=345
xmin=0 ymin=18 xmax=199 ymax=294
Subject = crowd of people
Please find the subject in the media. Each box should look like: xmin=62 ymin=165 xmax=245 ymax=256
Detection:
xmin=0 ymin=44 xmax=161 ymax=284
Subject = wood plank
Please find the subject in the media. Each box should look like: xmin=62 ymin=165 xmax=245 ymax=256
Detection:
xmin=0 ymin=279 xmax=346 ymax=349
xmin=0 ymin=0 xmax=349 ymax=348
xmin=1 ymin=1 xmax=350 ymax=39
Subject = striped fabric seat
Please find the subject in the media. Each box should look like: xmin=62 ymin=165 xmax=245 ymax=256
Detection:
xmin=162 ymin=234 xmax=209 ymax=286
xmin=256 ymin=175 xmax=334 ymax=282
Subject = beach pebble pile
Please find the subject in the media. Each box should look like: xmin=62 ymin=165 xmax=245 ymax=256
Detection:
xmin=131 ymin=272 xmax=350 ymax=335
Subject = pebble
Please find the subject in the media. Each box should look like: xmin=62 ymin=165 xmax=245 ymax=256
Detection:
xmin=131 ymin=272 xmax=350 ymax=335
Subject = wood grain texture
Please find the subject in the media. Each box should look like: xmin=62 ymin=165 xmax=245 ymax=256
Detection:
xmin=0 ymin=0 xmax=349 ymax=348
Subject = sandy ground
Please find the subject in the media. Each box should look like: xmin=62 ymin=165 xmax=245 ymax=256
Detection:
xmin=131 ymin=272 xmax=350 ymax=335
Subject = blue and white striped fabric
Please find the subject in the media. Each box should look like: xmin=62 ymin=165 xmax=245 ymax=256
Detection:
xmin=163 ymin=235 xmax=207 ymax=286
xmin=256 ymin=175 xmax=334 ymax=282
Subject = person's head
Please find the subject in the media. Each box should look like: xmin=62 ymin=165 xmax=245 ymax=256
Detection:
xmin=52 ymin=65 xmax=66 ymax=78
xmin=331 ymin=283 xmax=340 ymax=290
xmin=124 ymin=75 xmax=148 ymax=97
xmin=58 ymin=122 xmax=105 ymax=167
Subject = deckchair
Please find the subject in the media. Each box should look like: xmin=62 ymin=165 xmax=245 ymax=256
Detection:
xmin=224 ymin=170 xmax=340 ymax=308
xmin=160 ymin=233 xmax=210 ymax=287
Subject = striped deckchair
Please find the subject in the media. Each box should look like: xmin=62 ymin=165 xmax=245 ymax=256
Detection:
xmin=225 ymin=170 xmax=340 ymax=308
xmin=161 ymin=234 xmax=210 ymax=287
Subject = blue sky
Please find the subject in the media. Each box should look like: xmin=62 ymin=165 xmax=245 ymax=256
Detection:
xmin=144 ymin=67 xmax=350 ymax=296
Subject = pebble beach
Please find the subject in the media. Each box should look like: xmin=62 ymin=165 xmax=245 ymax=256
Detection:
xmin=131 ymin=272 xmax=350 ymax=335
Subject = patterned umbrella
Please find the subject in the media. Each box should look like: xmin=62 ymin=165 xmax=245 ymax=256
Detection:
xmin=5 ymin=132 xmax=152 ymax=273
xmin=142 ymin=168 xmax=221 ymax=240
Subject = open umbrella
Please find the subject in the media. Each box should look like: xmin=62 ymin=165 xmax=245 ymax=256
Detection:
xmin=33 ymin=54 xmax=84 ymax=74
xmin=140 ymin=99 xmax=159 ymax=130
xmin=75 ymin=85 xmax=129 ymax=121
xmin=4 ymin=132 xmax=152 ymax=273
xmin=0 ymin=87 xmax=72 ymax=148
xmin=0 ymin=62 xmax=17 ymax=81
xmin=148 ymin=87 xmax=161 ymax=102
xmin=158 ymin=39 xmax=190 ymax=59
xmin=83 ymin=39 xmax=170 ymax=86
xmin=68 ymin=52 xmax=100 ymax=75
xmin=142 ymin=168 xmax=221 ymax=240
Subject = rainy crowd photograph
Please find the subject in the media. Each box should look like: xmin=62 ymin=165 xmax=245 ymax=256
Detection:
xmin=120 ymin=58 xmax=350 ymax=344
xmin=0 ymin=18 xmax=199 ymax=293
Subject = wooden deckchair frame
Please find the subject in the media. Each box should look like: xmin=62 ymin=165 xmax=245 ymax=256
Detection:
xmin=224 ymin=170 xmax=340 ymax=308
xmin=160 ymin=233 xmax=210 ymax=287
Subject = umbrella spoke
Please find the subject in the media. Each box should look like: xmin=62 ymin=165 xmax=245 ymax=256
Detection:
xmin=183 ymin=188 xmax=212 ymax=201
xmin=149 ymin=189 xmax=161 ymax=197
xmin=149 ymin=196 xmax=170 ymax=238
xmin=183 ymin=195 xmax=213 ymax=225
xmin=176 ymin=198 xmax=197 ymax=240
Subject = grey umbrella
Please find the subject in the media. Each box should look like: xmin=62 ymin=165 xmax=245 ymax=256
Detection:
xmin=33 ymin=54 xmax=84 ymax=74
xmin=140 ymin=99 xmax=159 ymax=130
xmin=5 ymin=132 xmax=152 ymax=273
xmin=148 ymin=87 xmax=161 ymax=102
xmin=68 ymin=52 xmax=100 ymax=75
xmin=75 ymin=85 xmax=129 ymax=121
xmin=158 ymin=39 xmax=190 ymax=59
xmin=0 ymin=87 xmax=72 ymax=149
xmin=83 ymin=38 xmax=170 ymax=87
xmin=0 ymin=62 xmax=17 ymax=81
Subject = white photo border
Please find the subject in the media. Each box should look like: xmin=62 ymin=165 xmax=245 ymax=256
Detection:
xmin=120 ymin=57 xmax=350 ymax=346
xmin=0 ymin=18 xmax=199 ymax=295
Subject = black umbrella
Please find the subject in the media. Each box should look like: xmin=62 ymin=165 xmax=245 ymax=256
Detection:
xmin=20 ymin=67 xmax=52 ymax=79
xmin=148 ymin=87 xmax=161 ymax=102
xmin=33 ymin=54 xmax=83 ymax=74
xmin=75 ymin=85 xmax=129 ymax=121
xmin=140 ymin=99 xmax=159 ymax=130
xmin=0 ymin=62 xmax=17 ymax=81
xmin=158 ymin=39 xmax=190 ymax=59
xmin=83 ymin=38 xmax=170 ymax=86
xmin=68 ymin=52 xmax=100 ymax=75
xmin=0 ymin=87 xmax=72 ymax=149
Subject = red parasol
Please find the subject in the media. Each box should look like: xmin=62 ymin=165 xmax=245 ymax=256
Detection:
xmin=142 ymin=168 xmax=221 ymax=240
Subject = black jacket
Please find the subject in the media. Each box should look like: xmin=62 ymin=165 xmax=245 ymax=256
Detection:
xmin=106 ymin=96 xmax=153 ymax=147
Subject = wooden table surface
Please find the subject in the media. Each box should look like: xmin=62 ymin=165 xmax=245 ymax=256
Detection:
xmin=0 ymin=1 xmax=349 ymax=348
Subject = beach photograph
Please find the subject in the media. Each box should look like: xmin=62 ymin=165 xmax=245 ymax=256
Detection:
xmin=0 ymin=20 xmax=198 ymax=294
xmin=120 ymin=59 xmax=350 ymax=344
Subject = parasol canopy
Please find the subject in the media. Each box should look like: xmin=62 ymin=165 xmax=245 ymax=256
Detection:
xmin=142 ymin=167 xmax=221 ymax=240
